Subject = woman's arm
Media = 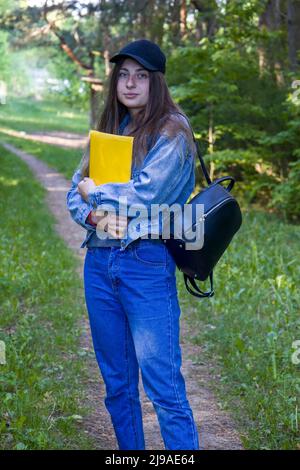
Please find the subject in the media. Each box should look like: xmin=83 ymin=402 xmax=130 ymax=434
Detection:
xmin=86 ymin=132 xmax=194 ymax=213
xmin=66 ymin=168 xmax=98 ymax=230
xmin=86 ymin=210 xmax=98 ymax=226
xmin=67 ymin=169 xmax=129 ymax=238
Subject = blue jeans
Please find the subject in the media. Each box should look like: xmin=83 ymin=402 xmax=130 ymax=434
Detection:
xmin=83 ymin=238 xmax=200 ymax=450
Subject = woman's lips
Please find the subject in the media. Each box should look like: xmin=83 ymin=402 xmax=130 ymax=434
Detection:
xmin=124 ymin=94 xmax=138 ymax=98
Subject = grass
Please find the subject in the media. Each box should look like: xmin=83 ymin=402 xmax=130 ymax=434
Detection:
xmin=0 ymin=147 xmax=95 ymax=450
xmin=0 ymin=97 xmax=88 ymax=179
xmin=0 ymin=97 xmax=89 ymax=135
xmin=178 ymin=209 xmax=300 ymax=450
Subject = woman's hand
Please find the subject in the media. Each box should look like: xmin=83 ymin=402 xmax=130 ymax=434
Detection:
xmin=92 ymin=210 xmax=129 ymax=239
xmin=77 ymin=177 xmax=96 ymax=202
xmin=78 ymin=178 xmax=128 ymax=238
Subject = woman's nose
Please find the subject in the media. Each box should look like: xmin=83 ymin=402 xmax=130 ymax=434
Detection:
xmin=126 ymin=75 xmax=136 ymax=87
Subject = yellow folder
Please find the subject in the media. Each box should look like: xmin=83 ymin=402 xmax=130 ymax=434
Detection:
xmin=89 ymin=130 xmax=134 ymax=185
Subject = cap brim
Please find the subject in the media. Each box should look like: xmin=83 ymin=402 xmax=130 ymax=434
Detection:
xmin=109 ymin=53 xmax=157 ymax=71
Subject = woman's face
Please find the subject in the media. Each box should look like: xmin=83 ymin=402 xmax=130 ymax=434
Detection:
xmin=116 ymin=58 xmax=150 ymax=112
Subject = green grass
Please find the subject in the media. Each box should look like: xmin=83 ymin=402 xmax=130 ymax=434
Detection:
xmin=0 ymin=147 xmax=95 ymax=450
xmin=0 ymin=97 xmax=89 ymax=179
xmin=0 ymin=97 xmax=89 ymax=135
xmin=178 ymin=209 xmax=300 ymax=450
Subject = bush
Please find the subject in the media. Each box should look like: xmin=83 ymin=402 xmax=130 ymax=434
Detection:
xmin=269 ymin=159 xmax=300 ymax=222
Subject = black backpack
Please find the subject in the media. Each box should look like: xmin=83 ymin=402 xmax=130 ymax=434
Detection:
xmin=163 ymin=113 xmax=243 ymax=298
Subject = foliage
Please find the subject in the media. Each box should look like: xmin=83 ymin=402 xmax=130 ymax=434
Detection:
xmin=0 ymin=30 xmax=11 ymax=83
xmin=269 ymin=160 xmax=300 ymax=222
xmin=167 ymin=29 xmax=300 ymax=221
xmin=44 ymin=46 xmax=90 ymax=110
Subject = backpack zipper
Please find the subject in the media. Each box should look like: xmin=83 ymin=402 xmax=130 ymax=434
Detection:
xmin=203 ymin=197 xmax=232 ymax=219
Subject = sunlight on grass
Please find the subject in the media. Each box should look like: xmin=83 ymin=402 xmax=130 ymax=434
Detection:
xmin=0 ymin=175 xmax=21 ymax=186
xmin=0 ymin=97 xmax=89 ymax=134
xmin=57 ymin=111 xmax=85 ymax=120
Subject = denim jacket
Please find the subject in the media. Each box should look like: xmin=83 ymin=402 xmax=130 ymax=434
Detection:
xmin=66 ymin=112 xmax=196 ymax=251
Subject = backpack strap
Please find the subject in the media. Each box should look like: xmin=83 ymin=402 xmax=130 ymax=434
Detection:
xmin=169 ymin=111 xmax=212 ymax=185
xmin=168 ymin=112 xmax=215 ymax=299
xmin=183 ymin=272 xmax=214 ymax=298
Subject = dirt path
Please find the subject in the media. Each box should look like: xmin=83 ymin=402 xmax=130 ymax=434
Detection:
xmin=1 ymin=140 xmax=244 ymax=450
xmin=0 ymin=128 xmax=88 ymax=149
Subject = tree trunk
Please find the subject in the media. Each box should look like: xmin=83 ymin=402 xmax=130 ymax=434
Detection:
xmin=287 ymin=0 xmax=300 ymax=71
xmin=191 ymin=0 xmax=218 ymax=40
xmin=168 ymin=0 xmax=181 ymax=45
xmin=258 ymin=0 xmax=285 ymax=85
xmin=194 ymin=11 xmax=204 ymax=42
xmin=180 ymin=0 xmax=187 ymax=39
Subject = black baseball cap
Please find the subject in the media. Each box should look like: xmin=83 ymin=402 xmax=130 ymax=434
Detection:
xmin=109 ymin=39 xmax=166 ymax=74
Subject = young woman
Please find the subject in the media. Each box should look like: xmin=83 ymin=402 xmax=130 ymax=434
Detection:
xmin=66 ymin=39 xmax=200 ymax=450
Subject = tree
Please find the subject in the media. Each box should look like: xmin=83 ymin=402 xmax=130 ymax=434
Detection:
xmin=0 ymin=0 xmax=174 ymax=126
xmin=287 ymin=0 xmax=300 ymax=71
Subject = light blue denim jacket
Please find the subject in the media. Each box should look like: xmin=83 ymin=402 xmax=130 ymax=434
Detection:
xmin=66 ymin=112 xmax=196 ymax=251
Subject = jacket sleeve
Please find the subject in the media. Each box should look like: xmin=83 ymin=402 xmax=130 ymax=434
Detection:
xmin=87 ymin=132 xmax=194 ymax=213
xmin=66 ymin=167 xmax=97 ymax=231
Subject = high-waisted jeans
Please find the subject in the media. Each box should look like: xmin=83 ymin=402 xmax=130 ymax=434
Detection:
xmin=83 ymin=238 xmax=200 ymax=450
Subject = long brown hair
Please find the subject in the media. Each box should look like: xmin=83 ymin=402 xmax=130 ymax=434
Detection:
xmin=80 ymin=57 xmax=196 ymax=177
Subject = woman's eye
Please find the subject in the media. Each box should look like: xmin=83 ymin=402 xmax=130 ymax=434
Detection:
xmin=118 ymin=72 xmax=148 ymax=79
